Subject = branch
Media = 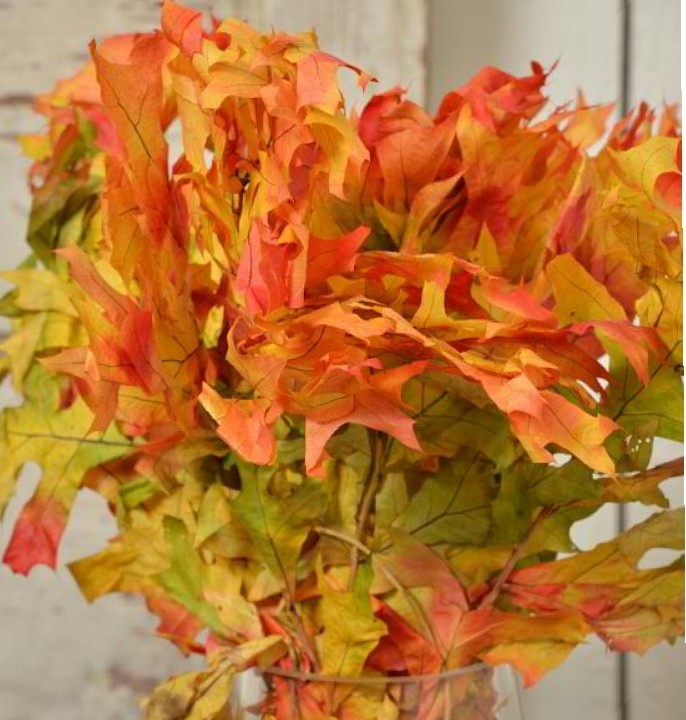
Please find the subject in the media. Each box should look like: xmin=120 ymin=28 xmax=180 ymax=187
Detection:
xmin=348 ymin=430 xmax=385 ymax=590
xmin=477 ymin=506 xmax=554 ymax=610
xmin=600 ymin=457 xmax=684 ymax=485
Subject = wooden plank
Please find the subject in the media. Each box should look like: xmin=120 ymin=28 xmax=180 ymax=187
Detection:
xmin=629 ymin=0 xmax=680 ymax=107
xmin=428 ymin=0 xmax=622 ymax=109
xmin=427 ymin=3 xmax=622 ymax=719
xmin=625 ymin=3 xmax=684 ymax=718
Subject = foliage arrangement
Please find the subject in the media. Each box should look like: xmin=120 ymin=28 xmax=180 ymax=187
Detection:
xmin=0 ymin=2 xmax=683 ymax=718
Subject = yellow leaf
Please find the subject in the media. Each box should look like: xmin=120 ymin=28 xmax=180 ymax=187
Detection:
xmin=547 ymin=253 xmax=627 ymax=324
xmin=317 ymin=566 xmax=386 ymax=677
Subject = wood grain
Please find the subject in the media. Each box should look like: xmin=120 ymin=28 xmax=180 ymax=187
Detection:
xmin=428 ymin=0 xmax=622 ymax=110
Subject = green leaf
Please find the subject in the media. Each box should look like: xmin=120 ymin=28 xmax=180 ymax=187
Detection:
xmin=526 ymin=459 xmax=600 ymax=505
xmin=120 ymin=477 xmax=161 ymax=509
xmin=414 ymin=391 xmax=519 ymax=471
xmin=158 ymin=516 xmax=223 ymax=634
xmin=489 ymin=459 xmax=599 ymax=551
xmin=231 ymin=462 xmax=327 ymax=596
xmin=392 ymin=452 xmax=496 ymax=546
xmin=609 ymin=354 xmax=684 ymax=442
xmin=619 ymin=507 xmax=684 ymax=561
xmin=527 ymin=505 xmax=597 ymax=554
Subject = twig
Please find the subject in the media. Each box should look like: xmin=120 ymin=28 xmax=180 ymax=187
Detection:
xmin=348 ymin=430 xmax=385 ymax=590
xmin=288 ymin=603 xmax=321 ymax=673
xmin=477 ymin=506 xmax=554 ymax=610
xmin=316 ymin=526 xmax=372 ymax=556
xmin=599 ymin=457 xmax=684 ymax=484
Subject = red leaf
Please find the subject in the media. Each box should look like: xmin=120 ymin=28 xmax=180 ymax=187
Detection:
xmin=3 ymin=497 xmax=66 ymax=575
xmin=373 ymin=602 xmax=442 ymax=675
xmin=148 ymin=594 xmax=204 ymax=654
xmin=161 ymin=0 xmax=203 ymax=57
xmin=306 ymin=226 xmax=369 ymax=289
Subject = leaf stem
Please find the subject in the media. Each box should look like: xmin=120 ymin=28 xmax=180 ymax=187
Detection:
xmin=599 ymin=457 xmax=684 ymax=485
xmin=289 ymin=603 xmax=321 ymax=673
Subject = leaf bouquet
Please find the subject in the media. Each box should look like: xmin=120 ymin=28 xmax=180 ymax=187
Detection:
xmin=1 ymin=2 xmax=683 ymax=718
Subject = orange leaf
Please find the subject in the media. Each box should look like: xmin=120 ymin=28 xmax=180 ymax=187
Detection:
xmin=306 ymin=226 xmax=369 ymax=289
xmin=200 ymin=384 xmax=278 ymax=465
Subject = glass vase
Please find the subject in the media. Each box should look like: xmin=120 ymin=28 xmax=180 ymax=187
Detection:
xmin=230 ymin=663 xmax=522 ymax=719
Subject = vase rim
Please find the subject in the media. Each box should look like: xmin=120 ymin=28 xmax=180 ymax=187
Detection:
xmin=262 ymin=661 xmax=493 ymax=685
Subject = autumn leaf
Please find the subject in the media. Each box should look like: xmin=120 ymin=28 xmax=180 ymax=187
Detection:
xmin=507 ymin=509 xmax=684 ymax=654
xmin=391 ymin=452 xmax=496 ymax=546
xmin=69 ymin=507 xmax=172 ymax=616
xmin=0 ymin=268 xmax=77 ymax=317
xmin=1 ymin=2 xmax=683 ymax=710
xmin=636 ymin=277 xmax=683 ymax=363
xmin=0 ymin=309 xmax=85 ymax=391
xmin=142 ymin=666 xmax=230 ymax=720
xmin=608 ymin=135 xmax=681 ymax=214
xmin=0 ymin=366 xmax=132 ymax=573
xmin=199 ymin=385 xmax=278 ymax=465
xmin=231 ymin=462 xmax=327 ymax=597
xmin=91 ymin=31 xmax=171 ymax=238
xmin=157 ymin=517 xmax=225 ymax=634
xmin=547 ymin=253 xmax=627 ymax=324
xmin=147 ymin=595 xmax=204 ymax=654
xmin=317 ymin=565 xmax=386 ymax=677
xmin=306 ymin=226 xmax=369 ymax=289
xmin=482 ymin=373 xmax=619 ymax=474
xmin=303 ymin=361 xmax=428 ymax=473
xmin=161 ymin=0 xmax=203 ymax=57
xmin=454 ymin=607 xmax=589 ymax=687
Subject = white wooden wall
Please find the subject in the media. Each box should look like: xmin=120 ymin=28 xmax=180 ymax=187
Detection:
xmin=624 ymin=5 xmax=684 ymax=718
xmin=0 ymin=1 xmax=682 ymax=718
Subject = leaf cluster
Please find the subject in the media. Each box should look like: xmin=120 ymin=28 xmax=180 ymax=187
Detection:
xmin=0 ymin=2 xmax=683 ymax=718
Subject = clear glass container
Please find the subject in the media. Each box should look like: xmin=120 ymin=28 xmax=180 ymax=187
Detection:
xmin=231 ymin=663 xmax=523 ymax=719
